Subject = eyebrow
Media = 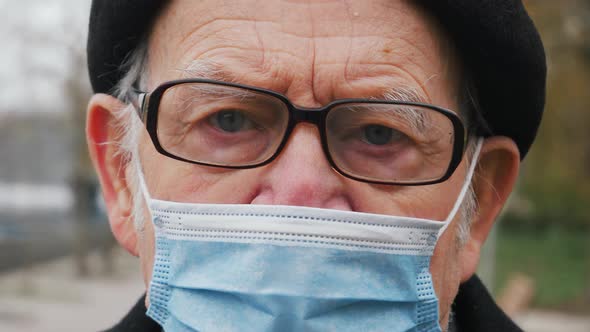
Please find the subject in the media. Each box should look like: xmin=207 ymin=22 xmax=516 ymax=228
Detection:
xmin=179 ymin=59 xmax=239 ymax=83
xmin=379 ymin=86 xmax=430 ymax=105
xmin=378 ymin=87 xmax=435 ymax=133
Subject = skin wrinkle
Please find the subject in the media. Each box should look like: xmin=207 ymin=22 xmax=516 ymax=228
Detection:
xmin=133 ymin=0 xmax=472 ymax=226
xmin=307 ymin=0 xmax=320 ymax=105
xmin=175 ymin=5 xmax=354 ymax=61
xmin=335 ymin=60 xmax=435 ymax=104
xmin=178 ymin=58 xmax=433 ymax=108
xmin=102 ymin=2 xmax=491 ymax=330
xmin=254 ymin=20 xmax=266 ymax=70
xmin=179 ymin=58 xmax=433 ymax=116
xmin=177 ymin=27 xmax=436 ymax=105
xmin=342 ymin=30 xmax=353 ymax=90
xmin=168 ymin=2 xmax=440 ymax=104
xmin=173 ymin=59 xmax=435 ymax=146
xmin=167 ymin=67 xmax=434 ymax=153
xmin=389 ymin=62 xmax=433 ymax=105
xmin=381 ymin=89 xmax=430 ymax=132
xmin=363 ymin=6 xmax=453 ymax=105
xmin=177 ymin=17 xmax=276 ymax=47
xmin=183 ymin=51 xmax=298 ymax=92
xmin=219 ymin=57 xmax=428 ymax=68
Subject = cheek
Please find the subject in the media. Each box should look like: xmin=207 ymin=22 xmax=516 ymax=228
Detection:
xmin=347 ymin=183 xmax=457 ymax=220
xmin=429 ymin=222 xmax=462 ymax=322
xmin=140 ymin=138 xmax=267 ymax=204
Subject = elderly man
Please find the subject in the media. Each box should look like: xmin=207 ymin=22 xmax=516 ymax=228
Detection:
xmin=86 ymin=0 xmax=545 ymax=331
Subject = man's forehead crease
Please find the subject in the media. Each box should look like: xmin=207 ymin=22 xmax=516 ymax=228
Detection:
xmin=176 ymin=59 xmax=433 ymax=104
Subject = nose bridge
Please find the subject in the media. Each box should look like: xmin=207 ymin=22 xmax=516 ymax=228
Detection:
xmin=285 ymin=106 xmax=328 ymax=159
xmin=279 ymin=122 xmax=330 ymax=174
xmin=290 ymin=105 xmax=325 ymax=125
xmin=281 ymin=105 xmax=329 ymax=163
xmin=257 ymin=121 xmax=349 ymax=209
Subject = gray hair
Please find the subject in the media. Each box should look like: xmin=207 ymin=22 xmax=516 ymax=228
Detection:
xmin=111 ymin=39 xmax=150 ymax=233
xmin=112 ymin=38 xmax=480 ymax=247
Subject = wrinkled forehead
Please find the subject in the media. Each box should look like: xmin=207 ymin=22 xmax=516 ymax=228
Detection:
xmin=145 ymin=0 xmax=458 ymax=106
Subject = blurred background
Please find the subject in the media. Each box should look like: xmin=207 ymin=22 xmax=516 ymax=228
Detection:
xmin=0 ymin=0 xmax=588 ymax=331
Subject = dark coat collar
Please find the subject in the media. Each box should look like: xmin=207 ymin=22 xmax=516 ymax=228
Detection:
xmin=452 ymin=276 xmax=523 ymax=332
xmin=104 ymin=275 xmax=522 ymax=332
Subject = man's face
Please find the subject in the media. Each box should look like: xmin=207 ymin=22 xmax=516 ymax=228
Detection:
xmin=88 ymin=0 xmax=519 ymax=329
xmin=137 ymin=0 xmax=464 ymax=325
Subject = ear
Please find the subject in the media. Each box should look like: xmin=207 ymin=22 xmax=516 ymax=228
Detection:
xmin=86 ymin=94 xmax=139 ymax=257
xmin=459 ymin=136 xmax=520 ymax=282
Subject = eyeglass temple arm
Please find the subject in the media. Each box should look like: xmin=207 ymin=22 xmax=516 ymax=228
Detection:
xmin=128 ymin=87 xmax=149 ymax=123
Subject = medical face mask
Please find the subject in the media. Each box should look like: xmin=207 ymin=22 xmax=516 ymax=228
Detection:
xmin=140 ymin=139 xmax=483 ymax=332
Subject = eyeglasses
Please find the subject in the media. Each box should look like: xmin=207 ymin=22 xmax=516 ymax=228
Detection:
xmin=131 ymin=79 xmax=466 ymax=185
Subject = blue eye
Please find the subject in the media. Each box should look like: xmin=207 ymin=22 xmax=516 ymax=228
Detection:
xmin=212 ymin=110 xmax=247 ymax=133
xmin=362 ymin=125 xmax=394 ymax=145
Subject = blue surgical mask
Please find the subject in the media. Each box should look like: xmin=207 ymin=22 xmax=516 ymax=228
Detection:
xmin=139 ymin=139 xmax=483 ymax=332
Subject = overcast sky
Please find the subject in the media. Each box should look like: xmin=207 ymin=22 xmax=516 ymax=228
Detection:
xmin=0 ymin=0 xmax=90 ymax=113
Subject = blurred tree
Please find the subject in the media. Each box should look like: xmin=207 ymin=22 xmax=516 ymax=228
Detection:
xmin=515 ymin=0 xmax=590 ymax=229
xmin=64 ymin=39 xmax=95 ymax=277
xmin=523 ymin=0 xmax=590 ymax=308
xmin=5 ymin=1 xmax=108 ymax=276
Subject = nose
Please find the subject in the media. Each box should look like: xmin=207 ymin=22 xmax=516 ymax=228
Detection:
xmin=251 ymin=123 xmax=352 ymax=210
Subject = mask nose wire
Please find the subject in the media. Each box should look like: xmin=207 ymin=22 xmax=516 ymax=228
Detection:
xmin=438 ymin=137 xmax=483 ymax=237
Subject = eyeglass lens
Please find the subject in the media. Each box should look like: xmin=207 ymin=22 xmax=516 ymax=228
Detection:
xmin=155 ymin=82 xmax=455 ymax=183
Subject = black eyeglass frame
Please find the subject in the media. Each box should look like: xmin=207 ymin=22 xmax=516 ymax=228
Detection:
xmin=131 ymin=79 xmax=467 ymax=186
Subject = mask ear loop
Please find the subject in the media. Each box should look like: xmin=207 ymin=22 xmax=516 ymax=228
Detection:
xmin=438 ymin=137 xmax=483 ymax=238
xmin=126 ymin=96 xmax=154 ymax=210
xmin=134 ymin=154 xmax=153 ymax=204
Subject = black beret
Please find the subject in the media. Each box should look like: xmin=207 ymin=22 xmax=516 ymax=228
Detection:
xmin=87 ymin=0 xmax=546 ymax=159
